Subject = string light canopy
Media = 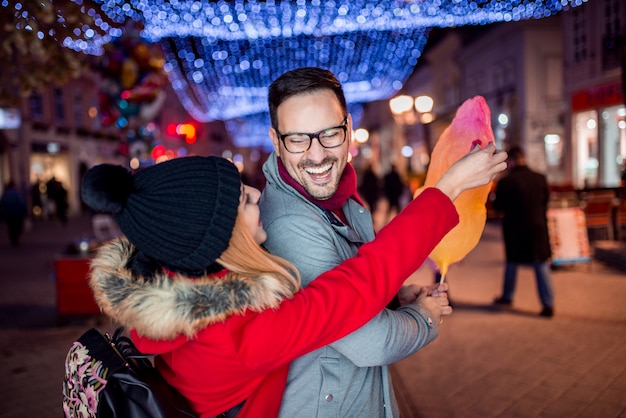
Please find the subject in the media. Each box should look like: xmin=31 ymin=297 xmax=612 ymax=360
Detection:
xmin=79 ymin=0 xmax=587 ymax=148
xmin=89 ymin=0 xmax=587 ymax=43
xmin=161 ymin=28 xmax=427 ymax=148
xmin=162 ymin=28 xmax=429 ymax=120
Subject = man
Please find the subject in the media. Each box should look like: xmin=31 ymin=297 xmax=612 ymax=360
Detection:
xmin=383 ymin=165 xmax=405 ymax=222
xmin=492 ymin=145 xmax=555 ymax=317
xmin=358 ymin=163 xmax=380 ymax=214
xmin=259 ymin=67 xmax=454 ymax=417
xmin=0 ymin=181 xmax=28 ymax=247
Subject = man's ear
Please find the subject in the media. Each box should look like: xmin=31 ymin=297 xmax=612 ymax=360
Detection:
xmin=347 ymin=114 xmax=354 ymax=145
xmin=269 ymin=127 xmax=281 ymax=157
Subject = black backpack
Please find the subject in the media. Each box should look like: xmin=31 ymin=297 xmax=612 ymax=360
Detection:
xmin=63 ymin=327 xmax=197 ymax=418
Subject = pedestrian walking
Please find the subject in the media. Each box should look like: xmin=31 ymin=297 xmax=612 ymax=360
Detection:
xmin=359 ymin=163 xmax=381 ymax=213
xmin=492 ymin=145 xmax=555 ymax=317
xmin=46 ymin=177 xmax=68 ymax=225
xmin=0 ymin=180 xmax=28 ymax=247
xmin=383 ymin=165 xmax=406 ymax=219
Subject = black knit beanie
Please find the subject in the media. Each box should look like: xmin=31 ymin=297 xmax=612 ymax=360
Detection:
xmin=81 ymin=156 xmax=242 ymax=275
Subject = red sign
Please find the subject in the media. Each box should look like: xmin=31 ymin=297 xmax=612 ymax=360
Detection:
xmin=571 ymin=81 xmax=624 ymax=111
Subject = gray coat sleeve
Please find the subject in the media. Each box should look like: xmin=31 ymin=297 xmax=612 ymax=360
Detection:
xmin=332 ymin=305 xmax=437 ymax=367
xmin=262 ymin=211 xmax=437 ymax=367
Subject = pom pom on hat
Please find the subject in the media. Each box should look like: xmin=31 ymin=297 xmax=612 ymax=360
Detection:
xmin=81 ymin=156 xmax=242 ymax=275
xmin=81 ymin=164 xmax=134 ymax=214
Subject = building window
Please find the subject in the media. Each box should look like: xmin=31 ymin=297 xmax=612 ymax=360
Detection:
xmin=53 ymin=87 xmax=65 ymax=124
xmin=89 ymin=96 xmax=101 ymax=131
xmin=503 ymin=59 xmax=516 ymax=86
xmin=466 ymin=71 xmax=485 ymax=98
xmin=73 ymin=92 xmax=84 ymax=129
xmin=493 ymin=65 xmax=504 ymax=91
xmin=604 ymin=0 xmax=621 ymax=35
xmin=599 ymin=106 xmax=626 ymax=187
xmin=572 ymin=8 xmax=588 ymax=65
xmin=575 ymin=110 xmax=599 ymax=188
xmin=602 ymin=0 xmax=623 ymax=71
xmin=29 ymin=92 xmax=44 ymax=121
xmin=545 ymin=56 xmax=563 ymax=102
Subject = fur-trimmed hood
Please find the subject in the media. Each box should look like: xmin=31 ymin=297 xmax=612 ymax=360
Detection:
xmin=89 ymin=238 xmax=296 ymax=341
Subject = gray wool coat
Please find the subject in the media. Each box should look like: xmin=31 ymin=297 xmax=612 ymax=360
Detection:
xmin=260 ymin=153 xmax=438 ymax=418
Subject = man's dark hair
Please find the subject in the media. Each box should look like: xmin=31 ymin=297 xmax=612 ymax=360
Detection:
xmin=268 ymin=67 xmax=347 ymax=130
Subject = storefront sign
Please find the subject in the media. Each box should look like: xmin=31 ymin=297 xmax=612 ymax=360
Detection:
xmin=571 ymin=81 xmax=624 ymax=112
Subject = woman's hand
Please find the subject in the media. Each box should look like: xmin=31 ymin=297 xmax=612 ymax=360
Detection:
xmin=435 ymin=142 xmax=508 ymax=201
xmin=398 ymin=282 xmax=449 ymax=305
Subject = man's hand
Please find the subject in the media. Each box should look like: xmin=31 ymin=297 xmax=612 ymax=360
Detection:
xmin=398 ymin=283 xmax=452 ymax=326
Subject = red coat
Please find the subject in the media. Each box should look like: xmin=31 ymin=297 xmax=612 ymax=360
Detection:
xmin=89 ymin=188 xmax=458 ymax=418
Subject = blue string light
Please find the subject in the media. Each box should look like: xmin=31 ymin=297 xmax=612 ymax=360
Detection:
xmin=88 ymin=0 xmax=586 ymax=42
xmin=163 ymin=29 xmax=429 ymax=121
xmin=69 ymin=0 xmax=587 ymax=147
xmin=161 ymin=27 xmax=426 ymax=147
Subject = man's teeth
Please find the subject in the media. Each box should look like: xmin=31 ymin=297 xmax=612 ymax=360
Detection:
xmin=305 ymin=164 xmax=332 ymax=174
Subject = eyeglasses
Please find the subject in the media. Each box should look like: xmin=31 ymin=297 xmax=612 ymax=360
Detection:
xmin=276 ymin=117 xmax=348 ymax=154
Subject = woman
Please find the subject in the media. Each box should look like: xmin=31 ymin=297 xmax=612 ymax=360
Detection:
xmin=76 ymin=149 xmax=505 ymax=418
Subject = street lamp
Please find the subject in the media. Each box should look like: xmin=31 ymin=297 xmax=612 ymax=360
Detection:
xmin=354 ymin=128 xmax=370 ymax=144
xmin=414 ymin=95 xmax=434 ymax=123
xmin=390 ymin=94 xmax=434 ymax=125
xmin=389 ymin=94 xmax=434 ymax=138
xmin=389 ymin=94 xmax=435 ymax=175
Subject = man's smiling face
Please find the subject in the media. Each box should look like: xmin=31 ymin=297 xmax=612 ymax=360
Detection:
xmin=270 ymin=89 xmax=351 ymax=200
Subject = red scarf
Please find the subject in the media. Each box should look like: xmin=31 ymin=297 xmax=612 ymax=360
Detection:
xmin=277 ymin=158 xmax=364 ymax=223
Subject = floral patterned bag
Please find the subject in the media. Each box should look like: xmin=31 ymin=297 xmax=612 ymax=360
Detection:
xmin=63 ymin=327 xmax=197 ymax=418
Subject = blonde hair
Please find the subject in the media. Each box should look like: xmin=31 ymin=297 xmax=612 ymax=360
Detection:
xmin=217 ymin=213 xmax=301 ymax=297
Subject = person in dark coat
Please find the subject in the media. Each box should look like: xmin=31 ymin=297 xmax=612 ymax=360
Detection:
xmin=492 ymin=146 xmax=555 ymax=317
xmin=358 ymin=163 xmax=380 ymax=213
xmin=0 ymin=180 xmax=28 ymax=247
xmin=46 ymin=177 xmax=68 ymax=225
xmin=383 ymin=165 xmax=405 ymax=216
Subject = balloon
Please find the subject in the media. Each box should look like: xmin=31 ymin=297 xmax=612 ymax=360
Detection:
xmin=120 ymin=58 xmax=139 ymax=90
xmin=132 ymin=43 xmax=150 ymax=69
xmin=139 ymin=90 xmax=167 ymax=121
xmin=415 ymin=96 xmax=495 ymax=278
xmin=96 ymin=31 xmax=168 ymax=126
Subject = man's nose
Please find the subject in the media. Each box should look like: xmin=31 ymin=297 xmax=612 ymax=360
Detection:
xmin=305 ymin=137 xmax=328 ymax=160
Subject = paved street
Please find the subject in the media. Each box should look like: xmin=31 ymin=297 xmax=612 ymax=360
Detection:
xmin=0 ymin=213 xmax=625 ymax=417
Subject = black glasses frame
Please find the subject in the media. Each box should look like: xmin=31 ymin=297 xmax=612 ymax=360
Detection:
xmin=276 ymin=117 xmax=348 ymax=154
